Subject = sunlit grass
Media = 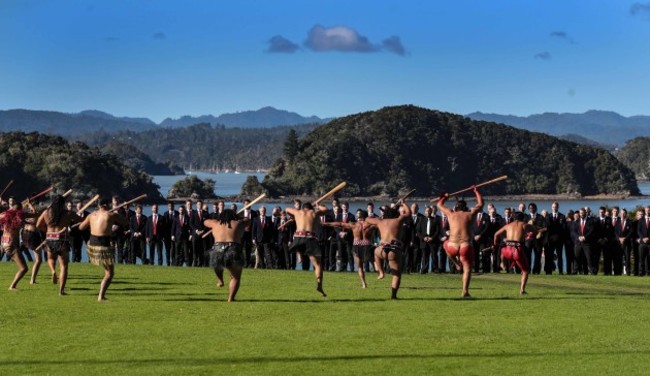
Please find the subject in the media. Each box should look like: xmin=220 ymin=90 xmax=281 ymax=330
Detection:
xmin=1 ymin=262 xmax=649 ymax=375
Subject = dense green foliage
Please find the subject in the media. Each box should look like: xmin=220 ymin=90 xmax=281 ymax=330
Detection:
xmin=2 ymin=263 xmax=650 ymax=375
xmin=616 ymin=137 xmax=650 ymax=180
xmin=0 ymin=132 xmax=164 ymax=203
xmin=263 ymin=105 xmax=640 ymax=197
xmin=168 ymin=175 xmax=217 ymax=199
xmin=240 ymin=175 xmax=266 ymax=197
xmin=76 ymin=123 xmax=320 ymax=171
xmin=100 ymin=141 xmax=184 ymax=175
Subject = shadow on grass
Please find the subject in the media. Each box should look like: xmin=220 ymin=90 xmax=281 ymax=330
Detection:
xmin=1 ymin=350 xmax=646 ymax=367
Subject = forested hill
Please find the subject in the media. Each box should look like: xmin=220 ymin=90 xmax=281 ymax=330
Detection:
xmin=76 ymin=123 xmax=321 ymax=171
xmin=262 ymin=105 xmax=640 ymax=197
xmin=616 ymin=137 xmax=650 ymax=180
xmin=0 ymin=132 xmax=164 ymax=203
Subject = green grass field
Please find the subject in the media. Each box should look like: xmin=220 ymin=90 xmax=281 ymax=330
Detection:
xmin=1 ymin=262 xmax=649 ymax=375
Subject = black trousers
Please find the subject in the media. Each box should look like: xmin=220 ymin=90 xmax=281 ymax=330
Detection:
xmin=546 ymin=236 xmax=564 ymax=274
xmin=174 ymin=239 xmax=190 ymax=266
xmin=337 ymin=239 xmax=354 ymax=271
xmin=130 ymin=237 xmax=146 ymax=264
xmin=525 ymin=238 xmax=543 ymax=274
xmin=564 ymin=241 xmax=575 ymax=274
xmin=149 ymin=237 xmax=164 ymax=265
xmin=574 ymin=241 xmax=592 ymax=275
xmin=639 ymin=242 xmax=650 ymax=276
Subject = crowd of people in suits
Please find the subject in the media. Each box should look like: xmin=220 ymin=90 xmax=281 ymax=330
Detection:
xmin=3 ymin=195 xmax=650 ymax=277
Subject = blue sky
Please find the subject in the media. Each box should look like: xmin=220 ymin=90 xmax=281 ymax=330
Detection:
xmin=2 ymin=0 xmax=650 ymax=123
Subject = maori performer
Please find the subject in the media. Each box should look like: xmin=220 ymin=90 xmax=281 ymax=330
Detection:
xmin=36 ymin=194 xmax=80 ymax=295
xmin=78 ymin=198 xmax=128 ymax=301
xmin=323 ymin=210 xmax=377 ymax=288
xmin=0 ymin=202 xmax=36 ymax=290
xmin=21 ymin=200 xmax=51 ymax=285
xmin=366 ymin=200 xmax=412 ymax=300
xmin=436 ymin=186 xmax=484 ymax=298
xmin=492 ymin=212 xmax=541 ymax=295
xmin=203 ymin=209 xmax=250 ymax=302
xmin=286 ymin=202 xmax=330 ymax=297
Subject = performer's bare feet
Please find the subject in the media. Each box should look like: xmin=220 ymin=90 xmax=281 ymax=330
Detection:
xmin=216 ymin=279 xmax=224 ymax=288
xmin=317 ymin=285 xmax=327 ymax=297
xmin=500 ymin=262 xmax=507 ymax=272
xmin=98 ymin=297 xmax=108 ymax=302
xmin=377 ymin=272 xmax=385 ymax=280
xmin=52 ymin=273 xmax=58 ymax=284
xmin=8 ymin=287 xmax=18 ymax=291
xmin=29 ymin=280 xmax=36 ymax=285
xmin=520 ymin=290 xmax=527 ymax=295
xmin=59 ymin=291 xmax=67 ymax=296
xmin=462 ymin=292 xmax=471 ymax=299
xmin=361 ymin=282 xmax=367 ymax=288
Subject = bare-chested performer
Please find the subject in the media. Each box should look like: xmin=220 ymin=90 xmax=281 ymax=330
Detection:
xmin=437 ymin=187 xmax=483 ymax=298
xmin=202 ymin=209 xmax=249 ymax=302
xmin=0 ymin=202 xmax=37 ymax=290
xmin=286 ymin=202 xmax=330 ymax=297
xmin=323 ymin=210 xmax=377 ymax=288
xmin=365 ymin=200 xmax=411 ymax=300
xmin=36 ymin=195 xmax=81 ymax=295
xmin=78 ymin=198 xmax=128 ymax=301
xmin=21 ymin=200 xmax=53 ymax=285
xmin=492 ymin=212 xmax=541 ymax=295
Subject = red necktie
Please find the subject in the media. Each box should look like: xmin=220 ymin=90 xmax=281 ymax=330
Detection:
xmin=153 ymin=215 xmax=157 ymax=236
xmin=581 ymin=219 xmax=585 ymax=235
xmin=262 ymin=217 xmax=265 ymax=229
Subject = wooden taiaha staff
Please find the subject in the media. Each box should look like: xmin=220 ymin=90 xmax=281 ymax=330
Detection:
xmin=21 ymin=186 xmax=54 ymax=205
xmin=109 ymin=194 xmax=148 ymax=212
xmin=430 ymin=175 xmax=508 ymax=202
xmin=314 ymin=182 xmax=346 ymax=206
xmin=0 ymin=179 xmax=14 ymax=198
xmin=202 ymin=193 xmax=268 ymax=238
xmin=237 ymin=193 xmax=266 ymax=215
xmin=394 ymin=189 xmax=416 ymax=203
xmin=68 ymin=194 xmax=100 ymax=230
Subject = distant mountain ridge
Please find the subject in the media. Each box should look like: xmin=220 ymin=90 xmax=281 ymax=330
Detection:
xmin=159 ymin=106 xmax=327 ymax=128
xmin=0 ymin=109 xmax=159 ymax=136
xmin=466 ymin=110 xmax=650 ymax=146
xmin=0 ymin=107 xmax=328 ymax=136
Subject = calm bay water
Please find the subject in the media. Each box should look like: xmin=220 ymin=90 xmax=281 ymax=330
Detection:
xmin=150 ymin=173 xmax=650 ymax=215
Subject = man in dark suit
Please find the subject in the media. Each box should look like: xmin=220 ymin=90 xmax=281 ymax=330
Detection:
xmin=252 ymin=206 xmax=277 ymax=269
xmin=637 ymin=206 xmax=650 ymax=276
xmin=146 ymin=203 xmax=165 ymax=266
xmin=277 ymin=210 xmax=295 ymax=269
xmin=70 ymin=201 xmax=90 ymax=263
xmin=240 ymin=198 xmax=258 ymax=268
xmin=526 ymin=203 xmax=546 ymax=274
xmin=129 ymin=204 xmax=148 ymax=264
xmin=190 ymin=199 xmax=209 ymax=267
xmin=171 ymin=205 xmax=191 ymax=266
xmin=545 ymin=201 xmax=566 ymax=275
xmin=162 ymin=202 xmax=177 ymax=266
xmin=612 ymin=207 xmax=632 ymax=275
xmin=439 ymin=212 xmax=451 ymax=273
xmin=400 ymin=203 xmax=420 ymax=274
xmin=336 ymin=202 xmax=356 ymax=272
xmin=472 ymin=208 xmax=488 ymax=272
xmin=416 ymin=206 xmax=440 ymax=273
xmin=571 ymin=208 xmax=594 ymax=275
xmin=483 ymin=204 xmax=502 ymax=273
xmin=593 ymin=206 xmax=615 ymax=275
